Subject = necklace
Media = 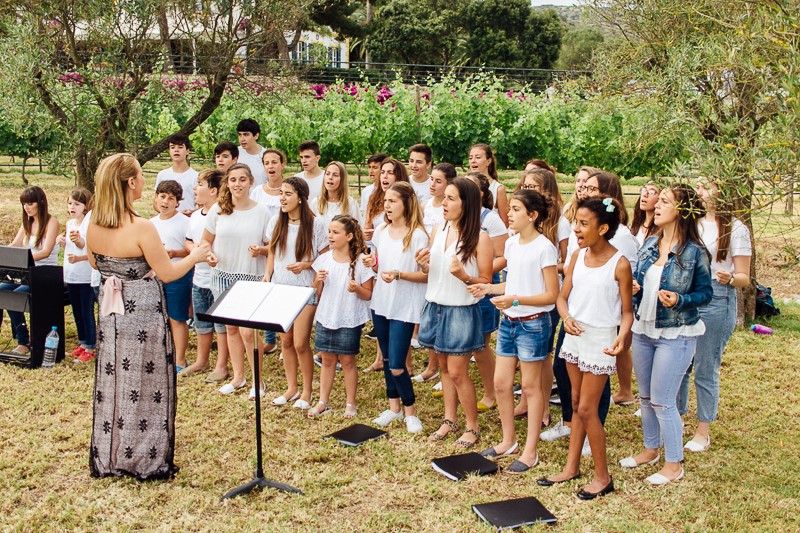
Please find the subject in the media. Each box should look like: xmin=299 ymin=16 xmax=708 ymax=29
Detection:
xmin=289 ymin=216 xmax=300 ymax=222
xmin=265 ymin=183 xmax=282 ymax=191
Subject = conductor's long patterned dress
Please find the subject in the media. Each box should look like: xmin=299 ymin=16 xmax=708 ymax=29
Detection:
xmin=90 ymin=254 xmax=177 ymax=480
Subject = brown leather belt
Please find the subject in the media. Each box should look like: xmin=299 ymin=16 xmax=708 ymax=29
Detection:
xmin=503 ymin=311 xmax=546 ymax=323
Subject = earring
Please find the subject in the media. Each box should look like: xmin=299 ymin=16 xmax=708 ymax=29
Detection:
xmin=529 ymin=217 xmax=533 ymax=221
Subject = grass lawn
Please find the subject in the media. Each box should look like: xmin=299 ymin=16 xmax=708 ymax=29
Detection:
xmin=0 ymin=164 xmax=798 ymax=531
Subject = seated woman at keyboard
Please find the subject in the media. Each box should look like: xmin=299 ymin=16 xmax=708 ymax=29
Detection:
xmin=1 ymin=186 xmax=60 ymax=355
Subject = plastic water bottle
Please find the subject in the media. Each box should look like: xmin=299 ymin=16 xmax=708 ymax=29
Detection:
xmin=42 ymin=326 xmax=59 ymax=369
xmin=750 ymin=324 xmax=773 ymax=335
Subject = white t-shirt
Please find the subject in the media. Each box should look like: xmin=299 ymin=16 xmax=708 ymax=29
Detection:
xmin=410 ymin=176 xmax=432 ymax=203
xmin=311 ymin=196 xmax=361 ymax=227
xmin=205 ymin=202 xmax=269 ymax=276
xmin=312 ymin=251 xmax=375 ymax=329
xmin=480 ymin=208 xmax=507 ymax=238
xmin=565 ymin=224 xmax=639 ymax=273
xmin=150 ymin=213 xmax=190 ymax=264
xmin=370 ymin=225 xmax=429 ymax=323
xmin=360 ymin=183 xmax=376 ymax=216
xmin=422 ymin=200 xmax=444 ymax=233
xmin=64 ymin=218 xmax=92 ymax=284
xmin=155 ymin=167 xmax=198 ymax=213
xmin=503 ymin=234 xmax=558 ymax=317
xmin=266 ymin=216 xmax=328 ymax=287
xmin=488 ymin=180 xmax=503 ymax=211
xmin=295 ymin=170 xmax=324 ymax=200
xmin=557 ymin=215 xmax=572 ymax=244
xmin=425 ymin=224 xmax=480 ymax=306
xmin=186 ymin=208 xmax=212 ymax=289
xmin=237 ymin=146 xmax=267 ymax=187
xmin=698 ymin=218 xmax=752 ymax=280
xmin=81 ymin=211 xmax=100 ymax=287
xmin=249 ymin=185 xmax=282 ymax=222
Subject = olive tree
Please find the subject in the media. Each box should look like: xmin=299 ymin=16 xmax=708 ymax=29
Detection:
xmin=0 ymin=0 xmax=305 ymax=188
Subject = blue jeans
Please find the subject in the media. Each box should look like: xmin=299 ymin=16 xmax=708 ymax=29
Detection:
xmin=677 ymin=281 xmax=736 ymax=422
xmin=553 ymin=322 xmax=611 ymax=425
xmin=632 ymin=333 xmax=697 ymax=463
xmin=67 ymin=283 xmax=96 ymax=349
xmin=372 ymin=311 xmax=416 ymax=407
xmin=496 ymin=315 xmax=550 ymax=362
xmin=0 ymin=282 xmax=30 ymax=346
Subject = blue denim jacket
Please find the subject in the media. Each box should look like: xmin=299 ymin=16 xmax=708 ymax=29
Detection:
xmin=633 ymin=236 xmax=713 ymax=328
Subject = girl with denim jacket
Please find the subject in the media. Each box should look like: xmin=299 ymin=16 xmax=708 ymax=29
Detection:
xmin=677 ymin=179 xmax=751 ymax=453
xmin=620 ymin=184 xmax=712 ymax=486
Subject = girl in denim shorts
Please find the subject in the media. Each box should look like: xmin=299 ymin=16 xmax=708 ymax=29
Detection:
xmin=417 ymin=177 xmax=493 ymax=449
xmin=539 ymin=197 xmax=633 ymax=500
xmin=308 ymin=215 xmax=374 ymax=419
xmin=469 ymin=190 xmax=559 ymax=473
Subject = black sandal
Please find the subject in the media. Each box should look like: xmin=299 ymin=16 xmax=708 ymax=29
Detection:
xmin=428 ymin=419 xmax=460 ymax=442
xmin=454 ymin=428 xmax=481 ymax=449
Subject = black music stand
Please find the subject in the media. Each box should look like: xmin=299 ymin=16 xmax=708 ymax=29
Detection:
xmin=198 ymin=280 xmax=314 ymax=500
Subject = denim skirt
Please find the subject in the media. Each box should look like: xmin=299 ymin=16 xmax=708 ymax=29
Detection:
xmin=314 ymin=322 xmax=363 ymax=355
xmin=418 ymin=301 xmax=484 ymax=355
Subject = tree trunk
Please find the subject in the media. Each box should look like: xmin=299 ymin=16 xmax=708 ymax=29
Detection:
xmin=365 ymin=0 xmax=373 ymax=68
xmin=21 ymin=156 xmax=28 ymax=185
xmin=75 ymin=144 xmax=100 ymax=191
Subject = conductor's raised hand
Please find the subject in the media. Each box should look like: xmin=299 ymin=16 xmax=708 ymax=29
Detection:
xmin=190 ymin=241 xmax=212 ymax=264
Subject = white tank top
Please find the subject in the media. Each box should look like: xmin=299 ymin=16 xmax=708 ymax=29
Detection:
xmin=567 ymin=248 xmax=623 ymax=328
xmin=27 ymin=235 xmax=59 ymax=266
xmin=425 ymin=223 xmax=479 ymax=306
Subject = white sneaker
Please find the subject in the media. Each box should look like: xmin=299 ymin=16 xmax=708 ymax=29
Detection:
xmin=582 ymin=436 xmax=591 ymax=457
xmin=405 ymin=415 xmax=423 ymax=433
xmin=634 ymin=408 xmax=641 ymax=418
xmin=410 ymin=338 xmax=421 ymax=349
xmin=433 ymin=381 xmax=442 ymax=391
xmin=540 ymin=419 xmax=571 ymax=441
xmin=373 ymin=409 xmax=403 ymax=427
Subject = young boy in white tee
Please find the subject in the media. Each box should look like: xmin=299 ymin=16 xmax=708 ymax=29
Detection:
xmin=151 ymin=180 xmax=192 ymax=372
xmin=182 ymin=169 xmax=231 ymax=381
xmin=360 ymin=153 xmax=389 ymax=216
xmin=408 ymin=143 xmax=432 ymax=203
xmin=154 ymin=134 xmax=199 ymax=216
xmin=294 ymin=140 xmax=324 ymax=199
xmin=214 ymin=141 xmax=239 ymax=173
xmin=236 ymin=119 xmax=267 ymax=186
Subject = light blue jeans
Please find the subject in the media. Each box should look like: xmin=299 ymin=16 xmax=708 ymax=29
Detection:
xmin=632 ymin=333 xmax=697 ymax=463
xmin=677 ymin=281 xmax=737 ymax=422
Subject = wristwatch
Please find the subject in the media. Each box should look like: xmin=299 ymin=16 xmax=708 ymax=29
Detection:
xmin=512 ymin=299 xmax=520 ymax=307
xmin=727 ymin=275 xmax=734 ymax=286
xmin=394 ymin=270 xmax=401 ymax=281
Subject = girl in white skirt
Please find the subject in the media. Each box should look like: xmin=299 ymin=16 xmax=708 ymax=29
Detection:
xmin=538 ymin=197 xmax=633 ymax=500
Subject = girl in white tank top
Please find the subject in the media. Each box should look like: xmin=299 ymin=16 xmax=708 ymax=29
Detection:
xmin=540 ymin=197 xmax=633 ymax=500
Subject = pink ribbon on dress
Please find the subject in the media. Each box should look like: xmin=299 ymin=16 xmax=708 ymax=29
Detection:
xmin=100 ymin=276 xmax=125 ymax=317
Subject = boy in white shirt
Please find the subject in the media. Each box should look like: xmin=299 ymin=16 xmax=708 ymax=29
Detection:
xmin=154 ymin=134 xmax=198 ymax=216
xmin=236 ymin=119 xmax=267 ymax=186
xmin=151 ymin=180 xmax=192 ymax=372
xmin=408 ymin=143 xmax=433 ymax=203
xmin=214 ymin=141 xmax=239 ymax=173
xmin=294 ymin=140 xmax=324 ymax=199
xmin=182 ymin=169 xmax=230 ymax=381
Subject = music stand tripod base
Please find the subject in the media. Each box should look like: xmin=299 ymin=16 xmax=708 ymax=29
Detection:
xmin=219 ymin=348 xmax=303 ymax=500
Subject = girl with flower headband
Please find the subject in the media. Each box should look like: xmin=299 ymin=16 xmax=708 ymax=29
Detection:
xmin=538 ymin=196 xmax=633 ymax=500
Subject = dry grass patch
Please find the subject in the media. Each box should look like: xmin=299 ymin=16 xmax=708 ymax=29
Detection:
xmin=0 ymin=169 xmax=799 ymax=530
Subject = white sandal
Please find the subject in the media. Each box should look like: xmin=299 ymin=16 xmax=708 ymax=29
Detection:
xmin=684 ymin=436 xmax=710 ymax=452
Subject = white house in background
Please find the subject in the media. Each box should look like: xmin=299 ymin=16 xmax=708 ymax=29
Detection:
xmin=286 ymin=31 xmax=349 ymax=69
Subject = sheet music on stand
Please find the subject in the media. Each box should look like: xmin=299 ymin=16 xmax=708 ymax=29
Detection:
xmin=199 ymin=281 xmax=314 ymax=333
